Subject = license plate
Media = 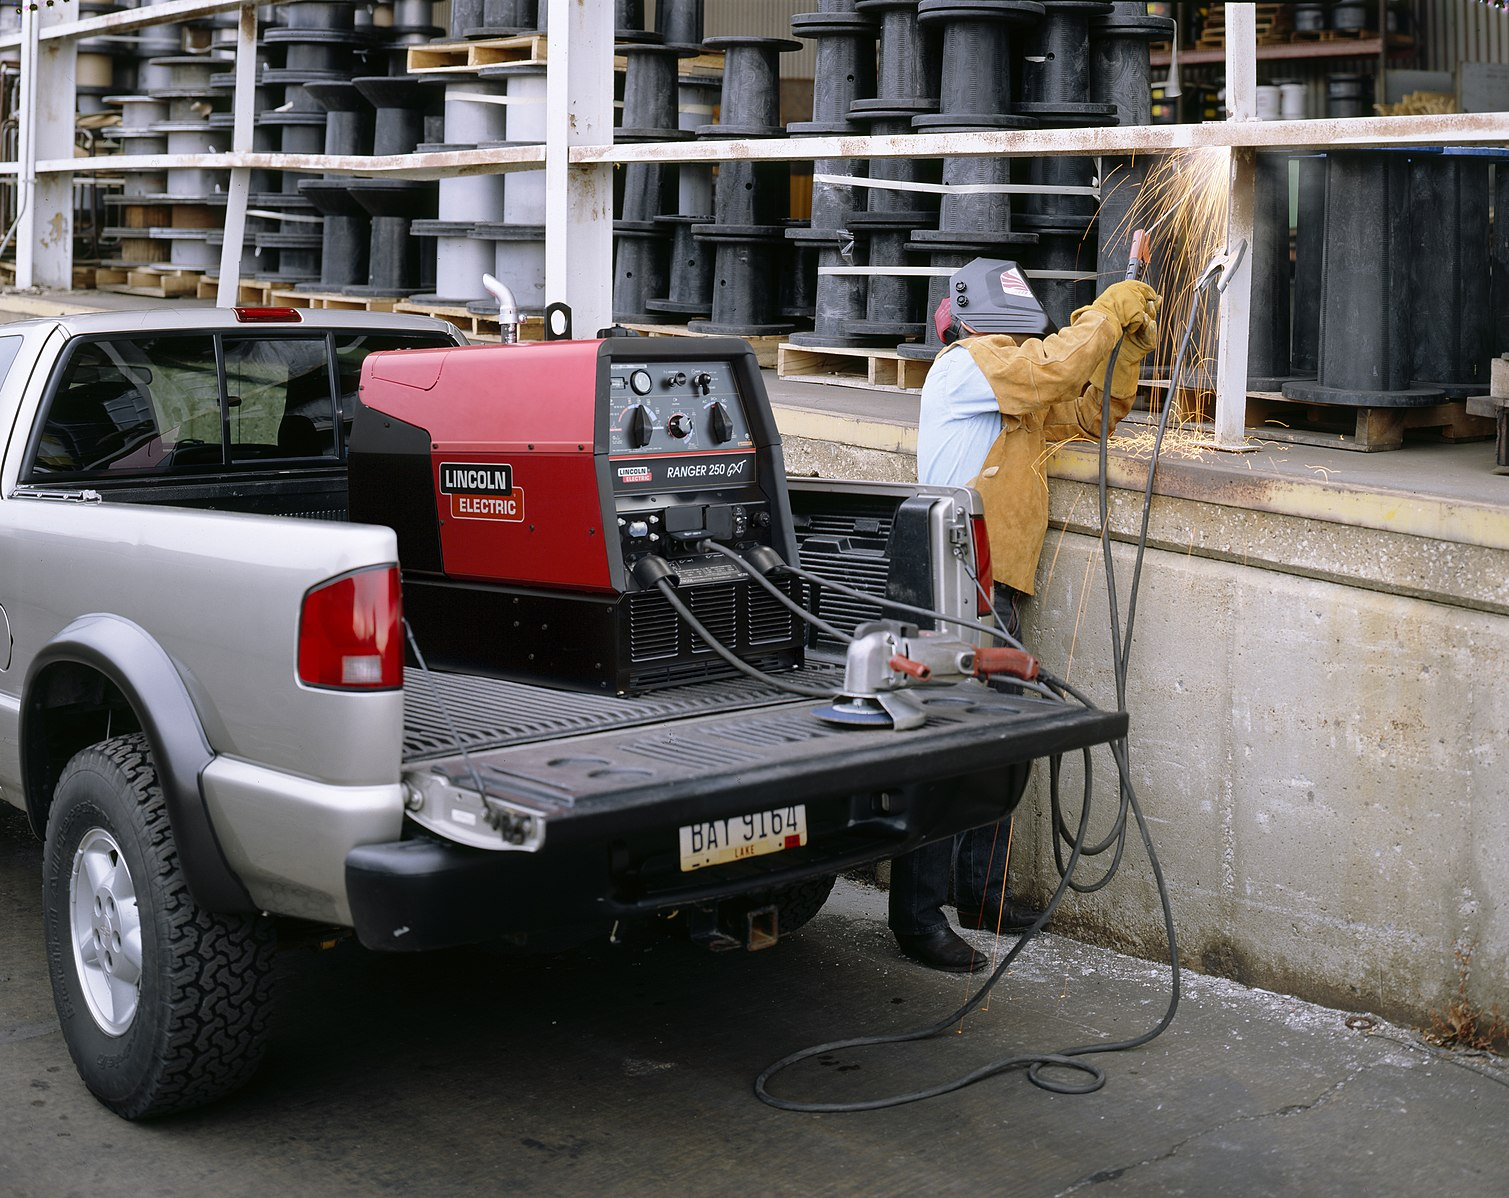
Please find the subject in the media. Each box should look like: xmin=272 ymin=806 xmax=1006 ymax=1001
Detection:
xmin=678 ymin=804 xmax=808 ymax=872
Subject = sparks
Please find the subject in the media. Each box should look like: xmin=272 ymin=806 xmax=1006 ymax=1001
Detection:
xmin=1100 ymin=148 xmax=1233 ymax=430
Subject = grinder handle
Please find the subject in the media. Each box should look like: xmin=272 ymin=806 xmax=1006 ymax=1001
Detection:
xmin=972 ymin=647 xmax=1040 ymax=682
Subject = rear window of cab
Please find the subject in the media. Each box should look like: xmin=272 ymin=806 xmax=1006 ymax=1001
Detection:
xmin=25 ymin=329 xmax=454 ymax=482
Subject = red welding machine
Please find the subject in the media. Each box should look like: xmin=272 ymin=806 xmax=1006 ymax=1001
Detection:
xmin=348 ymin=335 xmax=805 ymax=693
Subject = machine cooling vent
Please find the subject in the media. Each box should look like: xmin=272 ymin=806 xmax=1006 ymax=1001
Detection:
xmin=687 ymin=586 xmax=738 ymax=654
xmin=791 ymin=495 xmax=900 ymax=648
xmin=628 ymin=593 xmax=680 ymax=661
xmin=747 ymin=580 xmax=797 ymax=644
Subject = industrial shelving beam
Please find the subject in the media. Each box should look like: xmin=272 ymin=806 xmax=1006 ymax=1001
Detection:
xmin=1215 ymin=2 xmax=1257 ymax=450
xmin=5 ymin=1 xmax=1509 ymax=435
xmin=215 ymin=4 xmax=258 ymax=303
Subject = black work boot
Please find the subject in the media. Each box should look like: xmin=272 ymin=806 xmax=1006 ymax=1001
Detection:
xmin=894 ymin=927 xmax=988 ymax=973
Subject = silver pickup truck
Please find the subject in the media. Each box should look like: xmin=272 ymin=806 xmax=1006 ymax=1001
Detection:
xmin=0 ymin=307 xmax=1122 ymax=1119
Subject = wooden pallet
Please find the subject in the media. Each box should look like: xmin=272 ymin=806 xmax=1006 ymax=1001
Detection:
xmin=620 ymin=324 xmax=784 ymax=368
xmin=193 ymin=276 xmax=267 ymax=302
xmin=98 ymin=267 xmax=205 ymax=299
xmin=1196 ymin=2 xmax=1292 ymax=48
xmin=226 ymin=278 xmax=276 ymax=305
xmin=1291 ymin=27 xmax=1379 ymax=42
xmin=391 ymin=299 xmax=545 ymax=341
xmin=406 ymin=34 xmax=547 ymax=73
xmin=776 ymin=342 xmax=934 ymax=393
xmin=406 ymin=34 xmax=722 ymax=77
xmin=268 ymin=289 xmax=400 ymax=313
xmin=1246 ymin=393 xmax=1495 ymax=452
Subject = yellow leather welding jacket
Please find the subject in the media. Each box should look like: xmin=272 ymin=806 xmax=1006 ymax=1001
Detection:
xmin=951 ymin=306 xmax=1145 ymax=596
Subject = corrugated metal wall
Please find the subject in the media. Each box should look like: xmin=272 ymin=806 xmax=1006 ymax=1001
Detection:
xmin=1412 ymin=0 xmax=1509 ymax=70
xmin=705 ymin=2 xmax=814 ymax=74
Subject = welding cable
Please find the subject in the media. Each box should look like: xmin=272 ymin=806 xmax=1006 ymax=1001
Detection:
xmin=770 ymin=557 xmax=1029 ymax=650
xmin=754 ymin=671 xmax=1182 ymax=1112
xmin=699 ymin=541 xmax=855 ymax=644
xmin=650 ymin=577 xmax=841 ymax=700
xmin=1118 ymin=275 xmax=1210 ymax=681
xmin=1047 ymin=282 xmax=1212 ymax=891
xmin=756 ymin=742 xmax=1103 ymax=1110
xmin=757 ymin=294 xmax=1207 ymax=1112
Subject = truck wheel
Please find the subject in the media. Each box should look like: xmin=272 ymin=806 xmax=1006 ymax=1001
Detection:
xmin=42 ymin=734 xmax=276 ymax=1119
xmin=769 ymin=873 xmax=837 ymax=935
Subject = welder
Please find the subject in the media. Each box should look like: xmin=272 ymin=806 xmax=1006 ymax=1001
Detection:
xmin=890 ymin=271 xmax=1160 ymax=972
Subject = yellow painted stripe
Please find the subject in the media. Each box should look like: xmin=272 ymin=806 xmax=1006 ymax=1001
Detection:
xmin=771 ymin=404 xmax=917 ymax=455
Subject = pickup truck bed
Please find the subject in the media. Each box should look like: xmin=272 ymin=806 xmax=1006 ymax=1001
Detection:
xmin=354 ymin=668 xmax=1126 ymax=951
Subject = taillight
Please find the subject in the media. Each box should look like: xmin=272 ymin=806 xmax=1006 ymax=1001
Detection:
xmin=969 ymin=514 xmax=993 ymax=616
xmin=298 ymin=566 xmax=402 ymax=690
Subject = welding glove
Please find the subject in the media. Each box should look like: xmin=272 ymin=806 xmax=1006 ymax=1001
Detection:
xmin=1106 ymin=310 xmax=1159 ymax=398
xmin=1086 ymin=279 xmax=1159 ymax=334
xmin=1075 ymin=281 xmax=1159 ymax=401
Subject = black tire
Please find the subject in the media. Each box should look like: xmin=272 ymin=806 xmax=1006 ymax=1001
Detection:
xmin=42 ymin=734 xmax=276 ymax=1119
xmin=768 ymin=873 xmax=838 ymax=937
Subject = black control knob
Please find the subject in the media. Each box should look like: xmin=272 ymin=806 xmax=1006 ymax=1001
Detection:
xmin=692 ymin=371 xmax=713 ymax=396
xmin=707 ymin=401 xmax=734 ymax=444
xmin=627 ymin=403 xmax=654 ymax=448
xmin=667 ymin=412 xmax=693 ymax=439
xmin=629 ymin=369 xmax=653 ymax=395
xmin=663 ymin=371 xmax=687 ymax=387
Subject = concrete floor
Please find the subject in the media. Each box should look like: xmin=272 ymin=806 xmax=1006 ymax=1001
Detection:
xmin=3 ymin=804 xmax=1506 ymax=1198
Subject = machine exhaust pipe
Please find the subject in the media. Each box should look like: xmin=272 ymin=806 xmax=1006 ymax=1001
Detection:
xmin=482 ymin=273 xmax=521 ymax=344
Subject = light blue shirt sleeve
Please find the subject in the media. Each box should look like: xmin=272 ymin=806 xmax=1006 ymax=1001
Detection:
xmin=916 ymin=348 xmax=1004 ymax=488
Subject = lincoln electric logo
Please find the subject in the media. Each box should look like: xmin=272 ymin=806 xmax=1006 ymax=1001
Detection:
xmin=617 ymin=464 xmax=653 ymax=484
xmin=439 ymin=462 xmax=524 ymax=522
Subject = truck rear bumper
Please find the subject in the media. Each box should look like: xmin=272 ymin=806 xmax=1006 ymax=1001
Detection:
xmin=346 ymin=767 xmax=1034 ymax=952
xmin=348 ymin=689 xmax=1126 ymax=952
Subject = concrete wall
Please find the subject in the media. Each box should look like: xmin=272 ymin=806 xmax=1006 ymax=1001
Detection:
xmin=1017 ymin=464 xmax=1509 ymax=1032
xmin=781 ymin=421 xmax=1509 ymax=1031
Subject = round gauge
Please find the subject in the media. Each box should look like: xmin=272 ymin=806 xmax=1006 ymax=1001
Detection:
xmin=629 ymin=368 xmax=653 ymax=395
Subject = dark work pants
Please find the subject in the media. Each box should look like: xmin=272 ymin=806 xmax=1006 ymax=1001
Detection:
xmin=889 ymin=582 xmax=1029 ymax=937
xmin=889 ymin=814 xmax=1023 ymax=935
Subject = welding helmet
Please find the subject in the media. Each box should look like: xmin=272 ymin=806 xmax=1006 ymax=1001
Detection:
xmin=935 ymin=259 xmax=1058 ymax=345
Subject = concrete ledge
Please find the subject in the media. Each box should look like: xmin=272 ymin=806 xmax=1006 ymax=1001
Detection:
xmin=0 ymin=291 xmax=105 ymax=318
xmin=1050 ymin=441 xmax=1509 ymax=556
xmin=1048 ymin=465 xmax=1509 ymax=617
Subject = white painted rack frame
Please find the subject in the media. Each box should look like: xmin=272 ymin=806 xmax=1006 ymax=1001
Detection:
xmin=5 ymin=2 xmax=1509 ymax=442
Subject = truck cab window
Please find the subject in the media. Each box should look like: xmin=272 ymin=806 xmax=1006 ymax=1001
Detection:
xmin=222 ymin=336 xmax=338 ymax=462
xmin=27 ymin=335 xmax=218 ymax=479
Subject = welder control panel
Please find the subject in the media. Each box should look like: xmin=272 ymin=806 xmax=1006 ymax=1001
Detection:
xmin=606 ymin=360 xmax=756 ymax=457
xmin=600 ymin=351 xmax=790 ymax=590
